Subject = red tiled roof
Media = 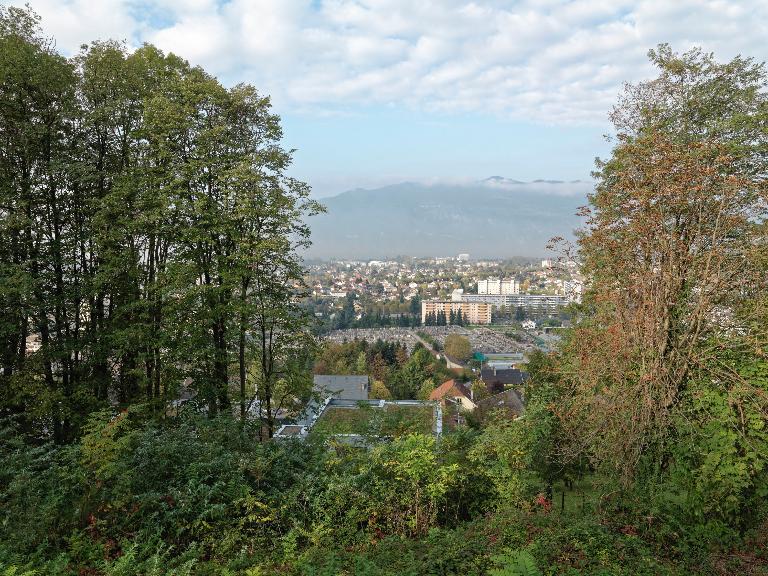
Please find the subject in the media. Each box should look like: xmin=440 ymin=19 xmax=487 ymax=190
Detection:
xmin=429 ymin=379 xmax=472 ymax=401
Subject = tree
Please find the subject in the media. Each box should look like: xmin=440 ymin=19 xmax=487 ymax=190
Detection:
xmin=371 ymin=379 xmax=392 ymax=400
xmin=470 ymin=380 xmax=492 ymax=401
xmin=558 ymin=45 xmax=768 ymax=487
xmin=409 ymin=294 xmax=421 ymax=317
xmin=0 ymin=6 xmax=82 ymax=441
xmin=370 ymin=352 xmax=389 ymax=383
xmin=522 ymin=350 xmax=587 ymax=500
xmin=355 ymin=351 xmax=368 ymax=375
xmin=416 ymin=378 xmax=435 ymax=400
xmin=390 ymin=347 xmax=432 ymax=399
xmin=444 ymin=335 xmax=472 ymax=363
xmin=395 ymin=344 xmax=409 ymax=367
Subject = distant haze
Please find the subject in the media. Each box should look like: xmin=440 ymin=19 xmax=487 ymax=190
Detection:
xmin=304 ymin=179 xmax=591 ymax=259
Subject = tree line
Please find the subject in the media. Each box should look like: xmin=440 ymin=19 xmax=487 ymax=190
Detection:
xmin=423 ymin=308 xmax=468 ymax=326
xmin=0 ymin=6 xmax=321 ymax=441
xmin=316 ymin=293 xmax=423 ymax=331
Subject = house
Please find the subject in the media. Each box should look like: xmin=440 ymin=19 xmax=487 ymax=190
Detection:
xmin=480 ymin=367 xmax=529 ymax=390
xmin=429 ymin=379 xmax=476 ymax=411
xmin=475 ymin=388 xmax=525 ymax=421
xmin=313 ymin=374 xmax=370 ymax=401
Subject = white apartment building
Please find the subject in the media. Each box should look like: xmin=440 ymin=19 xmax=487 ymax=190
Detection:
xmin=562 ymin=279 xmax=584 ymax=303
xmin=462 ymin=293 xmax=569 ymax=315
xmin=477 ymin=277 xmax=520 ymax=295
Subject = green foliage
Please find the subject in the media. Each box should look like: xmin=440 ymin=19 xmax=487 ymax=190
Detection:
xmin=444 ymin=334 xmax=472 ymax=363
xmin=360 ymin=435 xmax=459 ymax=536
xmin=0 ymin=4 xmax=320 ymax=439
xmin=0 ymin=566 xmax=37 ymax=576
xmin=416 ymin=378 xmax=435 ymax=400
xmin=0 ymin=418 xmax=85 ymax=562
xmin=1 ymin=409 xmax=762 ymax=574
xmin=315 ymin=339 xmax=452 ymax=400
xmin=101 ymin=543 xmax=197 ymax=576
xmin=663 ymin=351 xmax=768 ymax=530
xmin=370 ymin=379 xmax=393 ymax=399
xmin=489 ymin=550 xmax=542 ymax=576
xmin=80 ymin=409 xmax=142 ymax=485
xmin=469 ymin=416 xmax=534 ymax=508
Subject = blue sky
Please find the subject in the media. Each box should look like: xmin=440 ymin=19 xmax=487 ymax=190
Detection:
xmin=281 ymin=108 xmax=609 ymax=195
xmin=17 ymin=0 xmax=768 ymax=197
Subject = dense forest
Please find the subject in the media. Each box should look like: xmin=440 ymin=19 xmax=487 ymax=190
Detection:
xmin=2 ymin=6 xmax=768 ymax=575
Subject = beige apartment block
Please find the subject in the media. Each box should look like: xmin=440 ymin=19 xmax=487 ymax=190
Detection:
xmin=421 ymin=300 xmax=492 ymax=324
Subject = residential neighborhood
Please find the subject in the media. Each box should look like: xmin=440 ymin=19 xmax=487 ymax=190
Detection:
xmin=303 ymin=255 xmax=583 ymax=331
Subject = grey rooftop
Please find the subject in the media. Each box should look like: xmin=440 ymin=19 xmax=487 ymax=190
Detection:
xmin=313 ymin=374 xmax=370 ymax=401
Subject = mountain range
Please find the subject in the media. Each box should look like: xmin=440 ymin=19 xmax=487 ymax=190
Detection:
xmin=304 ymin=178 xmax=591 ymax=259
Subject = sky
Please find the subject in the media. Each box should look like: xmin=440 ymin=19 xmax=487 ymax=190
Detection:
xmin=15 ymin=0 xmax=768 ymax=197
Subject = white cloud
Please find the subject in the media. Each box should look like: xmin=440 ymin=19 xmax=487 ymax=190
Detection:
xmin=21 ymin=0 xmax=768 ymax=124
xmin=26 ymin=0 xmax=138 ymax=49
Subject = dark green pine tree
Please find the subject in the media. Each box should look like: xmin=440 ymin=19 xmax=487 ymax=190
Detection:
xmin=409 ymin=294 xmax=421 ymax=320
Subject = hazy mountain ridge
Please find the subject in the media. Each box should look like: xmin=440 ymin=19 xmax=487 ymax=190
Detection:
xmin=306 ymin=180 xmax=591 ymax=259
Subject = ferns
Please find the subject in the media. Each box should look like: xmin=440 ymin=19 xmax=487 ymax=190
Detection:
xmin=489 ymin=550 xmax=543 ymax=576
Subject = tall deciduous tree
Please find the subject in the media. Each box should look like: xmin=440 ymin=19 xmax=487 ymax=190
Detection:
xmin=560 ymin=45 xmax=768 ymax=490
xmin=0 ymin=6 xmax=321 ymax=440
xmin=0 ymin=6 xmax=80 ymax=440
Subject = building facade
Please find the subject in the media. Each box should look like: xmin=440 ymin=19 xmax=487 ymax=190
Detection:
xmin=421 ymin=300 xmax=492 ymax=325
xmin=477 ymin=277 xmax=520 ymax=295
xmin=461 ymin=293 xmax=569 ymax=315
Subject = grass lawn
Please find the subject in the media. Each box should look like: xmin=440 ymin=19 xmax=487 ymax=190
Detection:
xmin=382 ymin=404 xmax=434 ymax=435
xmin=312 ymin=403 xmax=435 ymax=437
xmin=312 ymin=406 xmax=373 ymax=435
